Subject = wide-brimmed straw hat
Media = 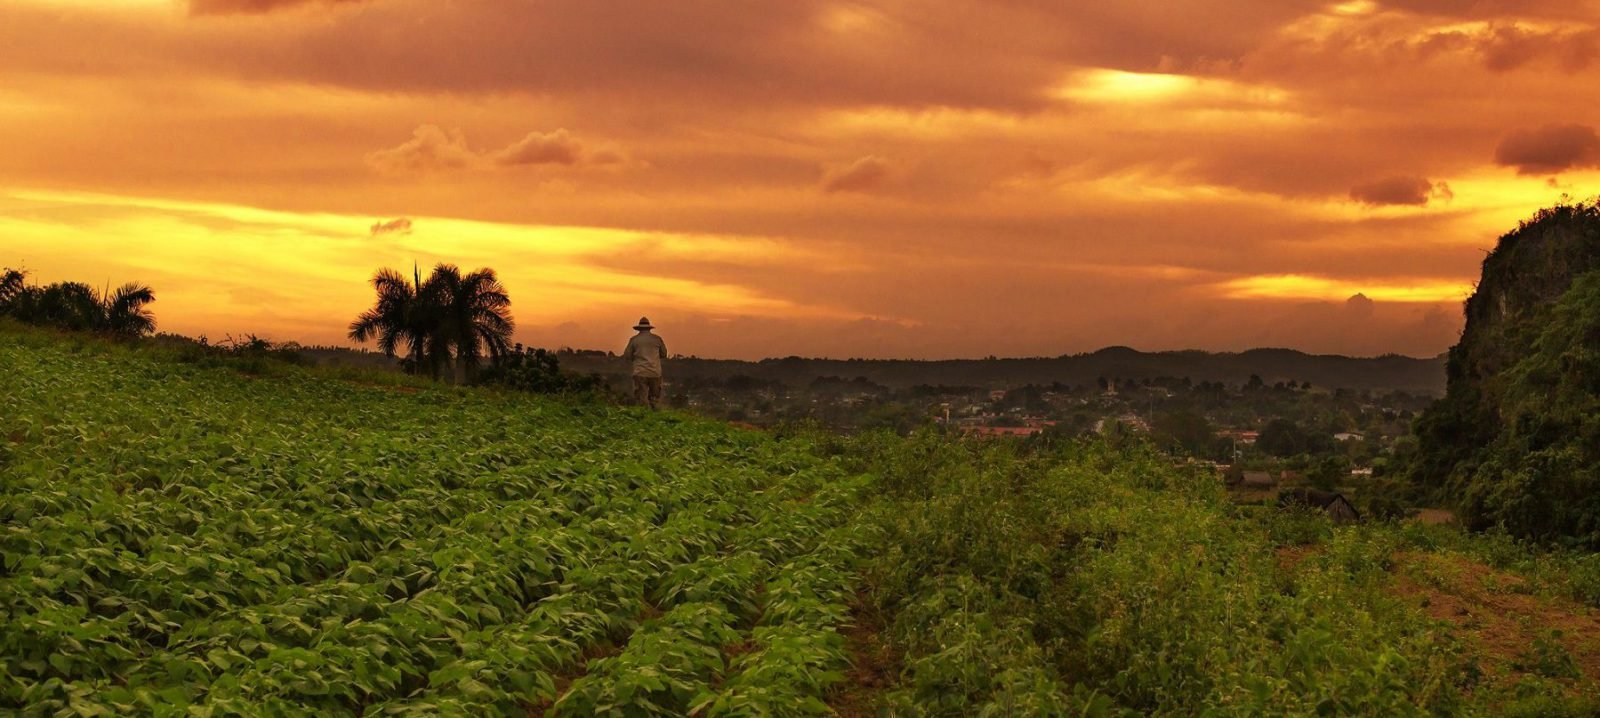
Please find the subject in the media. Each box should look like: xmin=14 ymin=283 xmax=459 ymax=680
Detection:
xmin=633 ymin=316 xmax=654 ymax=330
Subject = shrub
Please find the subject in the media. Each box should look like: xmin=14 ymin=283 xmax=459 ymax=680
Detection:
xmin=475 ymin=343 xmax=603 ymax=395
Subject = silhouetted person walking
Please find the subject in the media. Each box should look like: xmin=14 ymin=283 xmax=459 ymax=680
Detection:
xmin=623 ymin=317 xmax=667 ymax=409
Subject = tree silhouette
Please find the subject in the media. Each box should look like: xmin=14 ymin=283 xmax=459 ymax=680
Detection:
xmin=0 ymin=272 xmax=157 ymax=337
xmin=425 ymin=264 xmax=514 ymax=383
xmin=34 ymin=282 xmax=104 ymax=331
xmin=349 ymin=263 xmax=515 ymax=381
xmin=349 ymin=267 xmax=435 ymax=375
xmin=103 ymin=282 xmax=157 ymax=336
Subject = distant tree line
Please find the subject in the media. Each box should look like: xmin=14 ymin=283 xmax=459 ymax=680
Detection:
xmin=0 ymin=267 xmax=156 ymax=337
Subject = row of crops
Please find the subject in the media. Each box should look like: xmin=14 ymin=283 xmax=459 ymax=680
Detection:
xmin=0 ymin=331 xmax=867 ymax=715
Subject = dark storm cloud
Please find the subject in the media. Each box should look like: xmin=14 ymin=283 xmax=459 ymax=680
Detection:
xmin=1494 ymin=124 xmax=1600 ymax=175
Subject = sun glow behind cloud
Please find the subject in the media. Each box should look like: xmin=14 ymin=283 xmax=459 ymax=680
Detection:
xmin=1053 ymin=69 xmax=1290 ymax=107
xmin=1329 ymin=1 xmax=1376 ymax=17
xmin=817 ymin=106 xmax=1028 ymax=139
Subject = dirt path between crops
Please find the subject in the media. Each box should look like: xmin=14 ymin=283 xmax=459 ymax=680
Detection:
xmin=1388 ymin=551 xmax=1600 ymax=686
xmin=830 ymin=593 xmax=897 ymax=717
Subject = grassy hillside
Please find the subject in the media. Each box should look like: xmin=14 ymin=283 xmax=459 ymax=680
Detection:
xmin=5 ymin=324 xmax=1600 ymax=716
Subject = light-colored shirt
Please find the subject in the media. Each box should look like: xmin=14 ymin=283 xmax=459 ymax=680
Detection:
xmin=623 ymin=331 xmax=667 ymax=377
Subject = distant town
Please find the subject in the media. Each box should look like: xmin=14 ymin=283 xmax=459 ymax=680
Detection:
xmin=547 ymin=348 xmax=1438 ymax=492
xmin=277 ymin=340 xmax=1437 ymax=496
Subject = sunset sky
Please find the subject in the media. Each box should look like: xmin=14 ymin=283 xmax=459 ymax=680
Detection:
xmin=4 ymin=0 xmax=1600 ymax=359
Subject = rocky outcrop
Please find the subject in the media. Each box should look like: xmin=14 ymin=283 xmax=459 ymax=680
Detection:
xmin=1410 ymin=202 xmax=1600 ymax=544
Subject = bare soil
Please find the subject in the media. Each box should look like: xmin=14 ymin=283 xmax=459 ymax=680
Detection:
xmin=1389 ymin=551 xmax=1600 ymax=687
xmin=830 ymin=593 xmax=897 ymax=717
xmin=1414 ymin=508 xmax=1457 ymax=525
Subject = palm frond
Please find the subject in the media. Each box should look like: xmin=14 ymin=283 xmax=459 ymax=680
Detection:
xmin=102 ymin=282 xmax=157 ymax=336
xmin=348 ymin=308 xmax=384 ymax=342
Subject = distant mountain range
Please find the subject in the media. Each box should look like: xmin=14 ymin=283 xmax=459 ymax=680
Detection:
xmin=557 ymin=346 xmax=1449 ymax=395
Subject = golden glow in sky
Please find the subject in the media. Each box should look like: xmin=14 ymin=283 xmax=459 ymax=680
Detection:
xmin=2 ymin=0 xmax=1598 ymax=358
xmin=1217 ymin=275 xmax=1471 ymax=303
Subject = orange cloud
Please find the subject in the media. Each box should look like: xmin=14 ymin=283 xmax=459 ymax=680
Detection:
xmin=3 ymin=0 xmax=1597 ymax=358
xmin=188 ymin=0 xmax=364 ymax=15
xmin=366 ymin=125 xmax=629 ymax=174
xmin=1349 ymin=176 xmax=1453 ymax=206
xmin=821 ymin=156 xmax=891 ymax=193
xmin=365 ymin=126 xmax=479 ymax=173
xmin=1495 ymin=124 xmax=1600 ymax=175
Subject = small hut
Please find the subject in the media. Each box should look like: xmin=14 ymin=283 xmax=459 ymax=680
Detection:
xmin=1278 ymin=488 xmax=1361 ymax=524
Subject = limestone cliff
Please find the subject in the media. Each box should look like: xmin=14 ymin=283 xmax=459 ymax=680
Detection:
xmin=1410 ymin=202 xmax=1600 ymax=544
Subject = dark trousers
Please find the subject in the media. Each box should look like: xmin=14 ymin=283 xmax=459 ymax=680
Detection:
xmin=632 ymin=375 xmax=663 ymax=409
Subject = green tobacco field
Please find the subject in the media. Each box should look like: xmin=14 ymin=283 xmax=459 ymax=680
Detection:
xmin=1 ymin=328 xmax=864 ymax=715
xmin=6 ymin=324 xmax=1600 ymax=716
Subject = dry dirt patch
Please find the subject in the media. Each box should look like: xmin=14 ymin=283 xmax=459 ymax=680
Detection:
xmin=1389 ymin=551 xmax=1600 ymax=686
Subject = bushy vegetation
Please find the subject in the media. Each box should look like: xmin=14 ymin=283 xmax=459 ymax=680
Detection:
xmin=0 ymin=268 xmax=156 ymax=337
xmin=475 ymin=343 xmax=605 ymax=396
xmin=839 ymin=430 xmax=1598 ymax=715
xmin=1410 ymin=202 xmax=1600 ymax=545
xmin=1448 ymin=271 xmax=1600 ymax=544
xmin=0 ymin=326 xmax=863 ymax=715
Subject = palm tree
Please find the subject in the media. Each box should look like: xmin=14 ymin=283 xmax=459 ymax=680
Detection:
xmin=423 ymin=264 xmax=515 ymax=383
xmin=348 ymin=266 xmax=437 ymax=375
xmin=102 ymin=282 xmax=156 ymax=337
xmin=348 ymin=263 xmax=516 ymax=382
